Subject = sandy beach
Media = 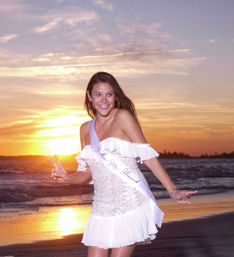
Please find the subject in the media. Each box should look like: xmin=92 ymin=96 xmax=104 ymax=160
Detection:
xmin=0 ymin=211 xmax=233 ymax=257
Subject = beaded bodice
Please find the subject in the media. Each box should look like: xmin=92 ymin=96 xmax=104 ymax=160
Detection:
xmin=76 ymin=137 xmax=159 ymax=217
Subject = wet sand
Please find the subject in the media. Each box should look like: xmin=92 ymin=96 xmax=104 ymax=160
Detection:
xmin=0 ymin=211 xmax=234 ymax=257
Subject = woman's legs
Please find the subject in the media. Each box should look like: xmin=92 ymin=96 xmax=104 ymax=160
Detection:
xmin=110 ymin=244 xmax=136 ymax=257
xmin=87 ymin=244 xmax=136 ymax=257
xmin=87 ymin=246 xmax=109 ymax=257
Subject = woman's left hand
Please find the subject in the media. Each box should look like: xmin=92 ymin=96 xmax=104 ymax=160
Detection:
xmin=171 ymin=190 xmax=198 ymax=204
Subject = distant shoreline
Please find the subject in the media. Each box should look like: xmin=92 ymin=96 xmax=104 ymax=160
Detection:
xmin=0 ymin=150 xmax=234 ymax=160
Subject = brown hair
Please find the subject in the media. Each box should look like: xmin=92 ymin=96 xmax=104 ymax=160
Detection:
xmin=85 ymin=72 xmax=137 ymax=119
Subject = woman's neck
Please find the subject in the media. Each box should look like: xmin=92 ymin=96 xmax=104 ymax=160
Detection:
xmin=95 ymin=108 xmax=117 ymax=125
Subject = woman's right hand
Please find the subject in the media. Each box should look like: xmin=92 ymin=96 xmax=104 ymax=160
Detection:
xmin=46 ymin=155 xmax=69 ymax=183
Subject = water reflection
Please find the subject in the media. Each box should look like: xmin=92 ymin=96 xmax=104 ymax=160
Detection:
xmin=1 ymin=194 xmax=234 ymax=246
xmin=49 ymin=206 xmax=90 ymax=237
xmin=0 ymin=205 xmax=91 ymax=246
xmin=59 ymin=208 xmax=81 ymax=236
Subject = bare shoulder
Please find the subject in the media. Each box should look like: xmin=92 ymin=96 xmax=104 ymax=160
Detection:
xmin=80 ymin=121 xmax=89 ymax=132
xmin=115 ymin=109 xmax=146 ymax=143
xmin=115 ymin=109 xmax=136 ymax=123
xmin=80 ymin=121 xmax=90 ymax=147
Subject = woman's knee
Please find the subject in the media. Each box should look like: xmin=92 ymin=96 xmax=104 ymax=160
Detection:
xmin=87 ymin=246 xmax=109 ymax=257
xmin=110 ymin=244 xmax=136 ymax=257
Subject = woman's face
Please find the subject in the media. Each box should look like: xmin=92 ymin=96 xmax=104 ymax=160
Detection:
xmin=88 ymin=82 xmax=116 ymax=117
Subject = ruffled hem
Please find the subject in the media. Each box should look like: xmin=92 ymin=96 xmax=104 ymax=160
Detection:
xmin=81 ymin=200 xmax=159 ymax=249
xmin=75 ymin=137 xmax=159 ymax=171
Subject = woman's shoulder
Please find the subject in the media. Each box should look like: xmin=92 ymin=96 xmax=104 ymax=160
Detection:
xmin=80 ymin=120 xmax=89 ymax=129
xmin=114 ymin=109 xmax=145 ymax=143
xmin=80 ymin=120 xmax=91 ymax=146
xmin=80 ymin=121 xmax=90 ymax=134
xmin=114 ymin=109 xmax=139 ymax=130
xmin=115 ymin=109 xmax=135 ymax=122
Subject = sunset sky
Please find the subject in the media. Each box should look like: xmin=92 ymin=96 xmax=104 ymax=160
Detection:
xmin=0 ymin=0 xmax=233 ymax=156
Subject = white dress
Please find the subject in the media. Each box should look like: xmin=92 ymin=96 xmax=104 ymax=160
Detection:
xmin=75 ymin=137 xmax=164 ymax=249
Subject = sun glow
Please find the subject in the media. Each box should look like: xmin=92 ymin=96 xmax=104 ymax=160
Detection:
xmin=47 ymin=137 xmax=79 ymax=155
xmin=32 ymin=113 xmax=89 ymax=155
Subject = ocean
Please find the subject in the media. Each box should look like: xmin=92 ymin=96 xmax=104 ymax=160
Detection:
xmin=0 ymin=157 xmax=234 ymax=212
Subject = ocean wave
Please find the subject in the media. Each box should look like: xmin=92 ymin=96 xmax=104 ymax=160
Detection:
xmin=0 ymin=158 xmax=233 ymax=209
xmin=0 ymin=184 xmax=93 ymax=204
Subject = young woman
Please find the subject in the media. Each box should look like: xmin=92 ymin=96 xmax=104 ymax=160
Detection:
xmin=47 ymin=72 xmax=197 ymax=257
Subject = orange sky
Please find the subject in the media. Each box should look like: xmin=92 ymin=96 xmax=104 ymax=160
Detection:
xmin=0 ymin=1 xmax=233 ymax=156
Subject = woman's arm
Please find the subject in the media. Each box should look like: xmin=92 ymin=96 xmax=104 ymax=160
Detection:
xmin=47 ymin=155 xmax=92 ymax=185
xmin=118 ymin=110 xmax=197 ymax=203
xmin=46 ymin=122 xmax=92 ymax=185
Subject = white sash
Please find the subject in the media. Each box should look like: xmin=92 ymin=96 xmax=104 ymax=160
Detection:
xmin=89 ymin=118 xmax=164 ymax=228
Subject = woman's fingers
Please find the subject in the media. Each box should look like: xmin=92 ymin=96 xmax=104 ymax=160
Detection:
xmin=55 ymin=154 xmax=63 ymax=167
xmin=55 ymin=154 xmax=60 ymax=162
xmin=181 ymin=190 xmax=198 ymax=197
xmin=51 ymin=168 xmax=57 ymax=180
xmin=174 ymin=190 xmax=198 ymax=204
xmin=51 ymin=168 xmax=55 ymax=177
xmin=46 ymin=156 xmax=63 ymax=171
xmin=47 ymin=156 xmax=67 ymax=183
xmin=177 ymin=194 xmax=191 ymax=204
xmin=46 ymin=156 xmax=57 ymax=167
xmin=188 ymin=190 xmax=198 ymax=195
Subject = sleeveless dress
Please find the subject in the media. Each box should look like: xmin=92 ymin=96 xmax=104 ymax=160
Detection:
xmin=75 ymin=120 xmax=164 ymax=249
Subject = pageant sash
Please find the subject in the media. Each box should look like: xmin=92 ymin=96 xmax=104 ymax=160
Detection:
xmin=89 ymin=118 xmax=164 ymax=227
xmin=89 ymin=118 xmax=101 ymax=153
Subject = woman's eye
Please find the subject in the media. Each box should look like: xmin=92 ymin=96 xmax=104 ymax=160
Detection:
xmin=107 ymin=93 xmax=113 ymax=97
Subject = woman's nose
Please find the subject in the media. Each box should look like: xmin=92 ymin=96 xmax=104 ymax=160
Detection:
xmin=101 ymin=95 xmax=107 ymax=103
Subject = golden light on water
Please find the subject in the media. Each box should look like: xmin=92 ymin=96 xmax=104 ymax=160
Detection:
xmin=1 ymin=195 xmax=234 ymax=246
xmin=55 ymin=207 xmax=90 ymax=237
xmin=0 ymin=205 xmax=92 ymax=246
xmin=59 ymin=208 xmax=79 ymax=236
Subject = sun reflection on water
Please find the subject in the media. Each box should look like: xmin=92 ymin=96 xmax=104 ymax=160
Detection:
xmin=41 ymin=205 xmax=91 ymax=238
xmin=59 ymin=208 xmax=78 ymax=236
xmin=0 ymin=205 xmax=92 ymax=246
xmin=55 ymin=206 xmax=90 ymax=237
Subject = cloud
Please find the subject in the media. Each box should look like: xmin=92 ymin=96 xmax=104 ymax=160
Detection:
xmin=0 ymin=106 xmax=88 ymax=141
xmin=0 ymin=34 xmax=19 ymax=43
xmin=0 ymin=121 xmax=38 ymax=139
xmin=0 ymin=50 xmax=205 ymax=80
xmin=118 ymin=22 xmax=170 ymax=40
xmin=209 ymin=38 xmax=217 ymax=44
xmin=92 ymin=0 xmax=113 ymax=11
xmin=0 ymin=10 xmax=204 ymax=79
xmin=135 ymin=100 xmax=234 ymax=137
xmin=65 ymin=11 xmax=98 ymax=26
xmin=34 ymin=19 xmax=61 ymax=33
xmin=0 ymin=0 xmax=27 ymax=19
xmin=32 ymin=8 xmax=99 ymax=33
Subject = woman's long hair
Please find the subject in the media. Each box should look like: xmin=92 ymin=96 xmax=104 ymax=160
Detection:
xmin=85 ymin=72 xmax=137 ymax=119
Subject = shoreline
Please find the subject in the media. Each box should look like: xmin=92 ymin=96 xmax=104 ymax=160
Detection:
xmin=1 ymin=192 xmax=234 ymax=248
xmin=0 ymin=211 xmax=233 ymax=257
